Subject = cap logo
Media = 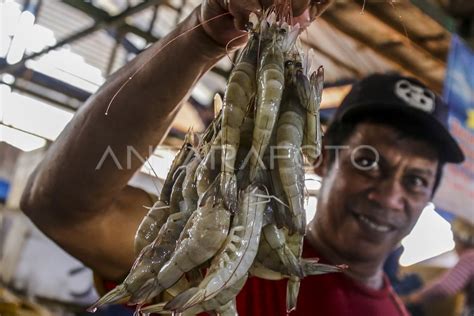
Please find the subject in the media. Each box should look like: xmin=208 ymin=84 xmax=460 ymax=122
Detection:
xmin=394 ymin=79 xmax=435 ymax=113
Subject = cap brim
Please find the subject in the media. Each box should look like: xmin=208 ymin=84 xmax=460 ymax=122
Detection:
xmin=339 ymin=102 xmax=465 ymax=163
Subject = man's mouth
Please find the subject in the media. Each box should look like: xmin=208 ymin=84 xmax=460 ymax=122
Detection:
xmin=353 ymin=213 xmax=394 ymax=233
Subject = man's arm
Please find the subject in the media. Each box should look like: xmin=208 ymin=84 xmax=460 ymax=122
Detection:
xmin=20 ymin=0 xmax=333 ymax=281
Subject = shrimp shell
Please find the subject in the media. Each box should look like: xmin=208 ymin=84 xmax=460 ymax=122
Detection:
xmin=133 ymin=200 xmax=170 ymax=255
xmin=256 ymin=224 xmax=304 ymax=278
xmin=148 ymin=175 xmax=233 ymax=301
xmin=140 ymin=276 xmax=247 ymax=316
xmin=298 ymin=66 xmax=323 ymax=164
xmin=89 ymin=187 xmax=190 ymax=309
xmin=249 ymin=32 xmax=285 ymax=181
xmin=182 ymin=157 xmax=200 ymax=214
xmin=196 ymin=132 xmax=222 ymax=201
xmin=250 ymin=258 xmax=346 ymax=279
xmin=165 ymin=184 xmax=267 ymax=312
xmin=134 ymin=133 xmax=194 ymax=254
xmin=220 ymin=35 xmax=259 ymax=207
xmin=275 ymin=90 xmax=306 ymax=235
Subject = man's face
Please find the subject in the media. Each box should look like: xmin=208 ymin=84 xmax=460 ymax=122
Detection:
xmin=314 ymin=122 xmax=439 ymax=263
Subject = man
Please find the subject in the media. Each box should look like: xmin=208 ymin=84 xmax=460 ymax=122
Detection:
xmin=20 ymin=0 xmax=464 ymax=315
xmin=236 ymin=73 xmax=464 ymax=315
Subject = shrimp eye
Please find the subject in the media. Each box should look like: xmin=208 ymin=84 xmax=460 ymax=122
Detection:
xmin=244 ymin=22 xmax=254 ymax=31
xmin=295 ymin=62 xmax=303 ymax=68
xmin=285 ymin=60 xmax=293 ymax=67
xmin=279 ymin=28 xmax=287 ymax=34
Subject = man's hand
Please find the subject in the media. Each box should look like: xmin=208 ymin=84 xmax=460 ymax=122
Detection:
xmin=200 ymin=0 xmax=334 ymax=48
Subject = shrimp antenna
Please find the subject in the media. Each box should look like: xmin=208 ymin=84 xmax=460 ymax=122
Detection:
xmin=251 ymin=185 xmax=290 ymax=208
xmin=145 ymin=158 xmax=162 ymax=195
xmin=143 ymin=205 xmax=170 ymax=211
xmin=388 ymin=0 xmax=408 ymax=40
xmin=225 ymin=32 xmax=250 ymax=66
xmin=251 ymin=193 xmax=289 ymax=208
xmin=105 ymin=11 xmax=232 ymax=115
xmin=173 ymin=164 xmax=187 ymax=180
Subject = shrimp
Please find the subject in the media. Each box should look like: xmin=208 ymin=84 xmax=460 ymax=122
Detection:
xmin=195 ymin=132 xmax=222 ymax=200
xmin=275 ymin=81 xmax=307 ymax=235
xmin=249 ymin=16 xmax=301 ymax=181
xmin=165 ymin=184 xmax=267 ymax=312
xmin=163 ymin=131 xmax=196 ymax=199
xmin=256 ymin=224 xmax=303 ymax=278
xmin=220 ymin=31 xmax=259 ymax=208
xmin=134 ymin=132 xmax=194 ymax=254
xmin=298 ymin=66 xmax=324 ymax=164
xmin=269 ymin=159 xmax=292 ymax=229
xmin=134 ymin=200 xmax=170 ymax=256
xmin=199 ymin=99 xmax=222 ymax=156
xmin=182 ymin=157 xmax=200 ymax=214
xmin=234 ymin=116 xmax=255 ymax=189
xmin=140 ymin=276 xmax=247 ymax=316
xmin=284 ymin=230 xmax=304 ymax=313
xmin=250 ymin=255 xmax=346 ymax=313
xmin=250 ymin=259 xmax=346 ymax=279
xmin=88 ymin=171 xmax=189 ymax=311
xmin=139 ymin=174 xmax=233 ymax=303
xmin=249 ymin=26 xmax=285 ymax=181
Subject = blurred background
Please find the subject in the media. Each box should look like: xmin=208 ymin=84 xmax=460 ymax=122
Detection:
xmin=0 ymin=0 xmax=473 ymax=315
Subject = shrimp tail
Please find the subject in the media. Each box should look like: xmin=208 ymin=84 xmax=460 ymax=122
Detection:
xmin=87 ymin=285 xmax=129 ymax=312
xmin=128 ymin=279 xmax=154 ymax=305
xmin=286 ymin=276 xmax=300 ymax=313
xmin=139 ymin=302 xmax=167 ymax=314
xmin=281 ymin=246 xmax=305 ymax=278
xmin=165 ymin=287 xmax=204 ymax=311
xmin=301 ymin=260 xmax=347 ymax=276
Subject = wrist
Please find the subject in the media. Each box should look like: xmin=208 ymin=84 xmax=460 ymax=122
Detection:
xmin=197 ymin=4 xmax=248 ymax=50
xmin=185 ymin=6 xmax=230 ymax=61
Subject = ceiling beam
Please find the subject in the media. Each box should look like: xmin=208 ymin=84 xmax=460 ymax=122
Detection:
xmin=353 ymin=0 xmax=450 ymax=62
xmin=1 ymin=122 xmax=50 ymax=143
xmin=410 ymin=0 xmax=457 ymax=32
xmin=3 ymin=79 xmax=79 ymax=111
xmin=0 ymin=0 xmax=167 ymax=74
xmin=0 ymin=58 xmax=90 ymax=107
xmin=300 ymin=39 xmax=363 ymax=78
xmin=322 ymin=3 xmax=446 ymax=92
xmin=63 ymin=0 xmax=231 ymax=81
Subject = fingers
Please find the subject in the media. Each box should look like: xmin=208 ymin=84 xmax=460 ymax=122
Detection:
xmin=292 ymin=0 xmax=311 ymax=17
xmin=292 ymin=0 xmax=334 ymax=27
xmin=308 ymin=0 xmax=334 ymax=20
xmin=259 ymin=0 xmax=274 ymax=9
xmin=225 ymin=0 xmax=334 ymax=31
xmin=228 ymin=0 xmax=262 ymax=30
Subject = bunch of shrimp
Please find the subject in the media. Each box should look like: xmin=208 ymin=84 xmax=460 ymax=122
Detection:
xmin=88 ymin=6 xmax=346 ymax=316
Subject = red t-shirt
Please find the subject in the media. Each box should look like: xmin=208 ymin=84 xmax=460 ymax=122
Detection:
xmin=235 ymin=239 xmax=409 ymax=316
xmin=100 ymin=239 xmax=408 ymax=316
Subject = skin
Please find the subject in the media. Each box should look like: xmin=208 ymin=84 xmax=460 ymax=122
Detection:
xmin=20 ymin=0 xmax=333 ymax=281
xmin=307 ymin=122 xmax=439 ymax=289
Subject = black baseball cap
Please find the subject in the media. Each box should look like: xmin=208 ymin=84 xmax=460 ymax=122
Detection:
xmin=332 ymin=73 xmax=465 ymax=163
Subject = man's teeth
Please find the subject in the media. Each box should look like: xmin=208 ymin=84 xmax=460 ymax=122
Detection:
xmin=359 ymin=215 xmax=390 ymax=232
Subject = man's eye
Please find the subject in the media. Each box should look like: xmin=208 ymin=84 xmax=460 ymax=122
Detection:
xmin=406 ymin=175 xmax=428 ymax=189
xmin=355 ymin=157 xmax=378 ymax=170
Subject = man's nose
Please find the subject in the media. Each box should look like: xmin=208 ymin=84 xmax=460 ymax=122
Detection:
xmin=368 ymin=176 xmax=405 ymax=211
